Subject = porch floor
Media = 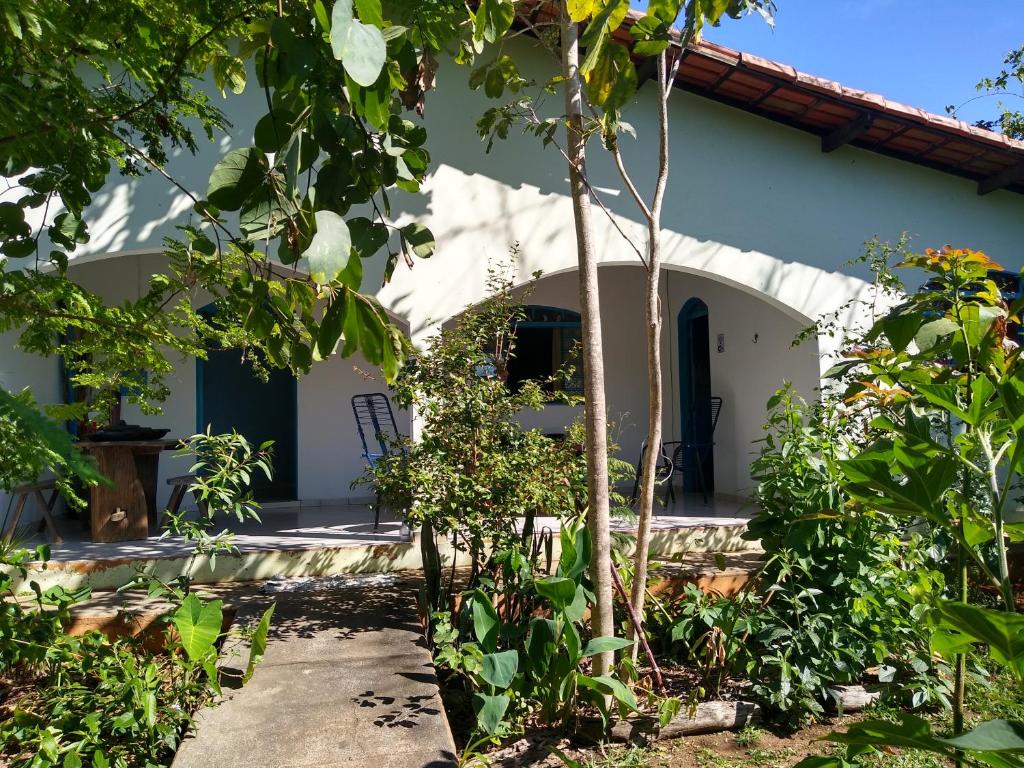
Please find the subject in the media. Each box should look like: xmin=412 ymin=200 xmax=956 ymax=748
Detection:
xmin=8 ymin=494 xmax=756 ymax=595
xmin=32 ymin=494 xmax=752 ymax=563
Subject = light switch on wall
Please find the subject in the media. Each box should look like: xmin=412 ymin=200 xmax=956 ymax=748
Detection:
xmin=717 ymin=333 xmax=725 ymax=353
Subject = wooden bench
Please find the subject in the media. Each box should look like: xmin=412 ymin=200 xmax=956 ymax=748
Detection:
xmin=3 ymin=479 xmax=63 ymax=544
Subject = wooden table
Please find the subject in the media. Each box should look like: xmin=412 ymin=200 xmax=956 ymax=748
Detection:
xmin=79 ymin=439 xmax=180 ymax=543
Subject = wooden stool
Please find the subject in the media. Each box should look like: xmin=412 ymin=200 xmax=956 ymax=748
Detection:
xmin=3 ymin=480 xmax=63 ymax=544
xmin=164 ymin=475 xmax=209 ymax=525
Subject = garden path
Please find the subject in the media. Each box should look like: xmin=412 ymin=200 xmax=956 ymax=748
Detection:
xmin=172 ymin=574 xmax=458 ymax=768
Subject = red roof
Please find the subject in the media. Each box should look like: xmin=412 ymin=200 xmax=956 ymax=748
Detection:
xmin=665 ymin=38 xmax=1024 ymax=196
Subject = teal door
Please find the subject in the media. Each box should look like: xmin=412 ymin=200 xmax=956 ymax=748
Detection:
xmin=197 ymin=346 xmax=298 ymax=502
xmin=677 ymin=298 xmax=714 ymax=493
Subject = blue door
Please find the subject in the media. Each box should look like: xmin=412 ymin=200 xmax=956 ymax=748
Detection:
xmin=677 ymin=298 xmax=714 ymax=493
xmin=197 ymin=345 xmax=298 ymax=502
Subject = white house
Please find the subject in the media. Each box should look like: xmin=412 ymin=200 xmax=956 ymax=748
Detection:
xmin=4 ymin=35 xmax=1024 ymax=514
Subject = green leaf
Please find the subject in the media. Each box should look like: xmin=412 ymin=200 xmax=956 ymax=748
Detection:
xmin=647 ymin=0 xmax=683 ymax=23
xmin=883 ymin=311 xmax=923 ymax=353
xmin=825 ymin=714 xmax=956 ymax=758
xmin=254 ymin=109 xmax=297 ymax=153
xmin=353 ymin=0 xmax=384 ymax=26
xmin=400 ymin=222 xmax=434 ymax=259
xmin=303 ymin=210 xmax=352 ymax=283
xmin=349 ymin=216 xmax=389 ymax=258
xmin=473 ymin=0 xmax=514 ymax=44
xmin=207 ymin=148 xmax=267 ymax=212
xmin=940 ymin=719 xmax=1024 ymax=753
xmin=318 ymin=295 xmax=348 ymax=358
xmin=244 ymin=603 xmax=275 ymax=683
xmin=330 ymin=0 xmax=387 ymax=87
xmin=172 ymin=594 xmax=223 ymax=661
xmin=578 ymin=674 xmax=638 ymax=710
xmin=580 ymin=0 xmax=628 ymax=75
xmin=567 ymin=0 xmax=599 ymax=21
xmin=584 ymin=41 xmax=637 ymax=111
xmin=938 ymin=601 xmax=1024 ymax=678
xmin=582 ymin=636 xmax=633 ymax=657
xmin=564 ymin=584 xmax=588 ymax=622
xmin=480 ymin=650 xmax=518 ymax=688
xmin=915 ymin=317 xmax=959 ymax=351
xmin=345 ymin=72 xmax=391 ymax=130
xmin=473 ymin=692 xmax=509 ymax=735
xmin=525 ymin=617 xmax=557 ymax=675
xmin=470 ymin=589 xmax=500 ymax=653
xmin=535 ymin=576 xmax=577 ymax=610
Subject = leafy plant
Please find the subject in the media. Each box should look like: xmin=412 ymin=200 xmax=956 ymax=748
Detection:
xmin=365 ymin=261 xmax=596 ymax=613
xmin=792 ymin=246 xmax=1024 ymax=765
xmin=1 ymin=430 xmax=275 ymax=767
xmin=435 ymin=521 xmax=639 ymax=743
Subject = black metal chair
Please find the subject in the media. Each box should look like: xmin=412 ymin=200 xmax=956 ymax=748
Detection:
xmin=629 ymin=440 xmax=676 ymax=505
xmin=630 ymin=396 xmax=723 ymax=508
xmin=351 ymin=393 xmax=402 ymax=530
xmin=671 ymin=396 xmax=723 ymax=505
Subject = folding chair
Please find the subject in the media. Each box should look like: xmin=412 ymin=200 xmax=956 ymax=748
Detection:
xmin=351 ymin=393 xmax=402 ymax=530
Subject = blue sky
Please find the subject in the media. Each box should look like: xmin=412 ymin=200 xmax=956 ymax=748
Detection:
xmin=633 ymin=1 xmax=1024 ymax=126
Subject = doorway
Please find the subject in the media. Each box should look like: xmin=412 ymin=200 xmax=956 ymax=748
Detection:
xmin=677 ymin=298 xmax=714 ymax=493
xmin=196 ymin=320 xmax=298 ymax=502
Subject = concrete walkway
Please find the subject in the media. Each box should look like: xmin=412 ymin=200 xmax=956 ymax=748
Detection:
xmin=173 ymin=576 xmax=457 ymax=768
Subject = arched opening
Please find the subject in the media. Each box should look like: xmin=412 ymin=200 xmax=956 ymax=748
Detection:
xmin=677 ymin=297 xmax=713 ymax=493
xmin=195 ymin=306 xmax=298 ymax=502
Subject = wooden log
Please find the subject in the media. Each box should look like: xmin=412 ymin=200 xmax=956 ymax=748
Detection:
xmin=605 ymin=700 xmax=762 ymax=743
xmin=826 ymin=685 xmax=879 ymax=713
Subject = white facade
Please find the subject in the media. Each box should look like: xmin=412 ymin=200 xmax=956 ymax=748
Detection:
xmin=4 ymin=43 xmax=1024 ymax=511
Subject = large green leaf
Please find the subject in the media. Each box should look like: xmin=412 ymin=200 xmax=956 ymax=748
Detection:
xmin=940 ymin=719 xmax=1024 ymax=753
xmin=567 ymin=0 xmax=599 ymax=21
xmin=244 ymin=603 xmax=276 ymax=683
xmin=303 ymin=210 xmax=352 ymax=283
xmin=938 ymin=601 xmax=1024 ymax=678
xmin=582 ymin=636 xmax=633 ymax=657
xmin=400 ymin=222 xmax=434 ymax=259
xmin=579 ymin=0 xmax=628 ymax=75
xmin=172 ymin=594 xmax=223 ymax=662
xmin=525 ymin=617 xmax=557 ymax=676
xmin=470 ymin=589 xmax=499 ymax=653
xmin=472 ymin=0 xmax=514 ymax=44
xmin=825 ymin=714 xmax=956 ymax=758
xmin=349 ymin=216 xmax=389 ymax=258
xmin=585 ymin=42 xmax=637 ymax=111
xmin=473 ymin=692 xmax=509 ymax=735
xmin=207 ymin=148 xmax=267 ymax=212
xmin=329 ymin=0 xmax=386 ymax=87
xmin=535 ymin=576 xmax=578 ymax=610
xmin=480 ymin=650 xmax=518 ymax=689
xmin=578 ymin=674 xmax=638 ymax=710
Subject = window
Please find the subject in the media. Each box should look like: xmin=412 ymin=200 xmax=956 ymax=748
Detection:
xmin=507 ymin=306 xmax=583 ymax=395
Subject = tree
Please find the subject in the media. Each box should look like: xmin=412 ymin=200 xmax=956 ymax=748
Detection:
xmin=586 ymin=0 xmax=775 ymax=658
xmin=948 ymin=43 xmax=1024 ymax=139
xmin=558 ymin=1 xmax=617 ymax=679
xmin=472 ymin=0 xmax=772 ymax=662
xmin=0 ymin=0 xmax=464 ymax=489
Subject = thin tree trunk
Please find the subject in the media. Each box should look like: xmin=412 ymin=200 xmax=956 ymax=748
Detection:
xmin=621 ymin=51 xmax=672 ymax=658
xmin=560 ymin=3 xmax=615 ymax=678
